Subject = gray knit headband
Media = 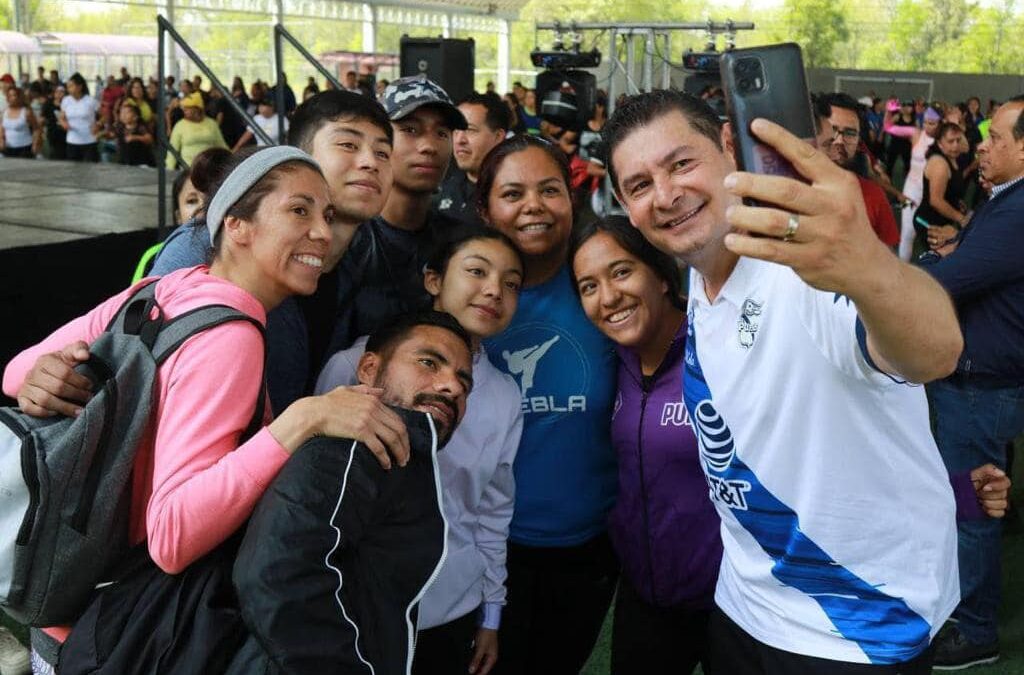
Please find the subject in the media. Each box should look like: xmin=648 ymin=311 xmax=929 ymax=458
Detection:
xmin=205 ymin=146 xmax=322 ymax=245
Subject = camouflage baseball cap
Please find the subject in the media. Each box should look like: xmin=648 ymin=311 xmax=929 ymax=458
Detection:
xmin=379 ymin=75 xmax=468 ymax=130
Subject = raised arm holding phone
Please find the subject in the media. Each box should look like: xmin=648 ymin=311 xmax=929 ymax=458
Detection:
xmin=603 ymin=46 xmax=963 ymax=671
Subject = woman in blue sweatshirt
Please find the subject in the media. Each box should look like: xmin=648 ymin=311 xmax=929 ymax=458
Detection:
xmin=570 ymin=216 xmax=721 ymax=674
xmin=478 ymin=135 xmax=619 ymax=675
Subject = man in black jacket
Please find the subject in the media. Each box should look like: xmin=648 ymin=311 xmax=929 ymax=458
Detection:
xmin=269 ymin=76 xmax=468 ymax=413
xmin=435 ymin=92 xmax=510 ymax=227
xmin=231 ymin=311 xmax=473 ymax=675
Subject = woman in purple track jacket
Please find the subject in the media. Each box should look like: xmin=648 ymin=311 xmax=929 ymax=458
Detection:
xmin=569 ymin=215 xmax=722 ymax=675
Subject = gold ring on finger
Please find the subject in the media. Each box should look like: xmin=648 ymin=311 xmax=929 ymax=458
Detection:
xmin=783 ymin=213 xmax=799 ymax=242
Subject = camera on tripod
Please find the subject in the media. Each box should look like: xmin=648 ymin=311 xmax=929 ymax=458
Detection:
xmin=531 ymin=25 xmax=601 ymax=132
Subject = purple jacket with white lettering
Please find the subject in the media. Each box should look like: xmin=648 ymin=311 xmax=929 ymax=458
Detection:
xmin=607 ymin=319 xmax=723 ymax=610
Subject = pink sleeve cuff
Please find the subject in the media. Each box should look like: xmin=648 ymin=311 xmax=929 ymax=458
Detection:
xmin=234 ymin=426 xmax=292 ymax=490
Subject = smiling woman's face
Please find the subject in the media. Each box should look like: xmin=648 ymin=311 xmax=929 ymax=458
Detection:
xmin=483 ymin=145 xmax=573 ymax=261
xmin=425 ymin=237 xmax=523 ymax=341
xmin=572 ymin=230 xmax=673 ymax=351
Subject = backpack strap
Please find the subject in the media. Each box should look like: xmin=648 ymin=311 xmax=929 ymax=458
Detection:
xmin=150 ymin=305 xmax=261 ymax=365
xmin=106 ymin=280 xmax=165 ymax=349
xmin=151 ymin=305 xmax=268 ymax=442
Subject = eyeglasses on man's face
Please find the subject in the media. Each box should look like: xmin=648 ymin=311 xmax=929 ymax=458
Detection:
xmin=831 ymin=125 xmax=860 ymax=142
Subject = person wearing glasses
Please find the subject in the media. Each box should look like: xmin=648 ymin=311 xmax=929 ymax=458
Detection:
xmin=814 ymin=93 xmax=900 ymax=250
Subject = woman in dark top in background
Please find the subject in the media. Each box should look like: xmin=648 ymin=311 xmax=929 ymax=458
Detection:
xmin=915 ymin=122 xmax=969 ymax=255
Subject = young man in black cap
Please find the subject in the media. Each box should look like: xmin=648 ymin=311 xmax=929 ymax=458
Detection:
xmin=320 ymin=75 xmax=468 ymax=361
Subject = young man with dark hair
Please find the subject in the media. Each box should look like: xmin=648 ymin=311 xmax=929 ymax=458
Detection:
xmin=231 ymin=310 xmax=474 ymax=675
xmin=605 ymin=88 xmax=964 ymax=674
xmin=320 ymin=76 xmax=468 ymax=365
xmin=813 ymin=92 xmax=900 ymax=249
xmin=436 ymin=92 xmax=511 ymax=226
xmin=153 ymin=88 xmax=393 ymax=277
xmin=150 ymin=90 xmax=406 ymax=464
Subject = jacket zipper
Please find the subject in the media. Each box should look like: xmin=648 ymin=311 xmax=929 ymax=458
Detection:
xmin=405 ymin=413 xmax=449 ymax=675
xmin=636 ymin=384 xmax=659 ymax=607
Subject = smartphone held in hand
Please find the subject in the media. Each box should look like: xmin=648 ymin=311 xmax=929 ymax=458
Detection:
xmin=720 ymin=43 xmax=816 ymax=183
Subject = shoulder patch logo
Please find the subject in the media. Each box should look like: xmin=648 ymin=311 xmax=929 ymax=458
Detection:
xmin=737 ymin=298 xmax=763 ymax=348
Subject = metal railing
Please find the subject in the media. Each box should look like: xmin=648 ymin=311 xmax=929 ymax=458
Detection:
xmin=156 ymin=15 xmax=272 ymax=238
xmin=273 ymin=23 xmax=343 ymax=143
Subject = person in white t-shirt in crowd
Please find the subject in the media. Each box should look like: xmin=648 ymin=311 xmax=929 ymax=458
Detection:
xmin=0 ymin=86 xmax=41 ymax=158
xmin=59 ymin=72 xmax=100 ymax=162
xmin=604 ymin=88 xmax=963 ymax=674
xmin=232 ymin=98 xmax=287 ymax=151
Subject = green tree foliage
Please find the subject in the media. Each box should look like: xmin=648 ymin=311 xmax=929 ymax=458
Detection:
xmin=6 ymin=0 xmax=1023 ymax=90
xmin=773 ymin=0 xmax=850 ymax=68
xmin=0 ymin=0 xmax=49 ymax=32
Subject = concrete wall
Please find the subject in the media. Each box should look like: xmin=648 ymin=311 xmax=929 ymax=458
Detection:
xmin=808 ymin=67 xmax=1024 ymax=105
xmin=556 ymin=61 xmax=1024 ymax=114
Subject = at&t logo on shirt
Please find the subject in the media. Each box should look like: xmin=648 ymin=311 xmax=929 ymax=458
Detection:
xmin=695 ymin=399 xmax=751 ymax=510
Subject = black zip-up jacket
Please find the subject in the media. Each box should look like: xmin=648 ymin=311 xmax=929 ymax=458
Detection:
xmin=229 ymin=408 xmax=448 ymax=675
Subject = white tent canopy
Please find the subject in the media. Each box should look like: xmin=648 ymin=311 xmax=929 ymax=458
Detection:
xmin=0 ymin=31 xmax=42 ymax=55
xmin=35 ymin=33 xmax=162 ymax=57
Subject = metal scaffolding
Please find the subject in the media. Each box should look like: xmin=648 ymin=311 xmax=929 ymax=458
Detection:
xmin=535 ymin=21 xmax=755 ymax=113
xmin=534 ymin=21 xmax=756 ymax=212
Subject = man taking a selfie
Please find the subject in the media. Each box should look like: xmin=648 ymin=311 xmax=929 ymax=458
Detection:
xmin=604 ymin=88 xmax=963 ymax=674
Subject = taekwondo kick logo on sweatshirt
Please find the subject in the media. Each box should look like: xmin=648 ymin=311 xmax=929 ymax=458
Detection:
xmin=500 ymin=327 xmax=590 ymax=416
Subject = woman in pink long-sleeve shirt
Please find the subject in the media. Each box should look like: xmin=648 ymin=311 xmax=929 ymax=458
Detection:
xmin=3 ymin=147 xmax=410 ymax=672
xmin=883 ymin=99 xmax=939 ymax=260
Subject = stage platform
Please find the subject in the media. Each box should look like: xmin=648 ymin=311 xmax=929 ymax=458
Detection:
xmin=0 ymin=157 xmax=171 ymax=250
xmin=0 ymin=158 xmax=174 ymax=391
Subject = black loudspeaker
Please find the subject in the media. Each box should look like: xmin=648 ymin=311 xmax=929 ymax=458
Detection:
xmin=535 ymin=70 xmax=597 ymax=132
xmin=400 ymin=36 xmax=475 ymax=104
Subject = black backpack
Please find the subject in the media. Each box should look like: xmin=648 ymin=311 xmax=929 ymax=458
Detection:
xmin=0 ymin=280 xmax=264 ymax=627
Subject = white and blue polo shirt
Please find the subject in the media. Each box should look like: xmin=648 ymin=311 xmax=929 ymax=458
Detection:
xmin=685 ymin=256 xmax=958 ymax=665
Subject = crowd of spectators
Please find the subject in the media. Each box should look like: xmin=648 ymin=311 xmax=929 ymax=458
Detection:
xmin=0 ymin=66 xmax=399 ymax=169
xmin=1 ymin=59 xmax=1023 ymax=675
